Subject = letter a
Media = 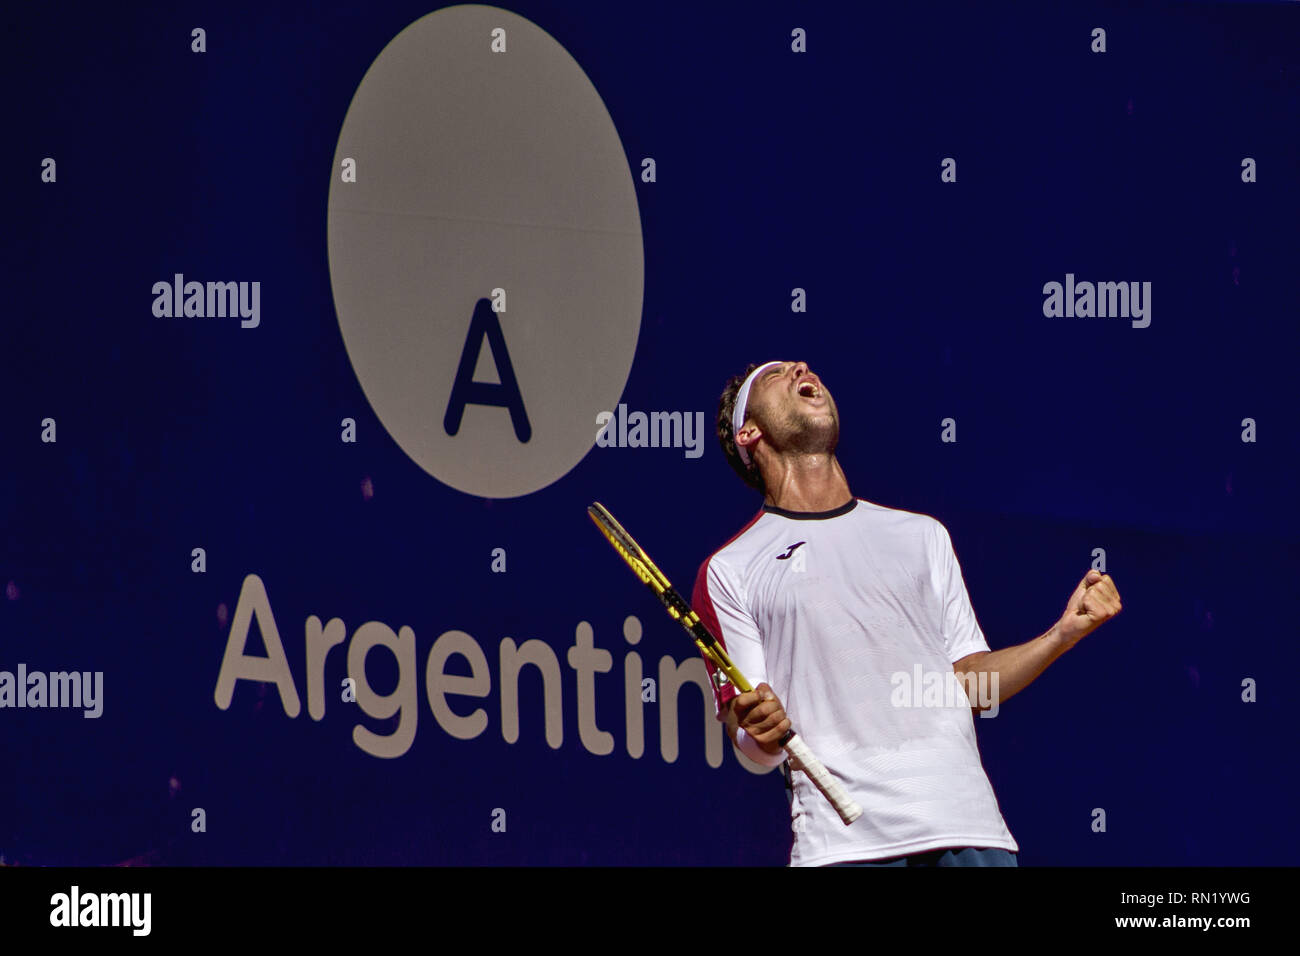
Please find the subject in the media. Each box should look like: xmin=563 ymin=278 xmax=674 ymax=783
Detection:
xmin=213 ymin=574 xmax=302 ymax=717
xmin=444 ymin=298 xmax=532 ymax=442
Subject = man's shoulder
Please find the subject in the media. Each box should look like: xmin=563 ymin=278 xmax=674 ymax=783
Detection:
xmin=852 ymin=497 xmax=945 ymax=534
xmin=694 ymin=508 xmax=775 ymax=582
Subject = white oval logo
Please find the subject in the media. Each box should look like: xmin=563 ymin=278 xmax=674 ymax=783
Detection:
xmin=328 ymin=5 xmax=644 ymax=498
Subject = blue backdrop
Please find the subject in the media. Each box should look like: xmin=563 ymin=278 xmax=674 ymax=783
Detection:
xmin=3 ymin=0 xmax=1298 ymax=866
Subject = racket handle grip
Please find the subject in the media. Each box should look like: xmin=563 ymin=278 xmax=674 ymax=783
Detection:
xmin=784 ymin=733 xmax=863 ymax=826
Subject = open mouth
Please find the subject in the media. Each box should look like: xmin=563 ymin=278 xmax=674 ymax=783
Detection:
xmin=796 ymin=380 xmax=821 ymax=399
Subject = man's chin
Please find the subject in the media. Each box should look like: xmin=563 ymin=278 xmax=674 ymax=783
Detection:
xmin=788 ymin=420 xmax=839 ymax=455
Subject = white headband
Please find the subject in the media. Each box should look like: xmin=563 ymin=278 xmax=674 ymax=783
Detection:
xmin=732 ymin=361 xmax=782 ymax=465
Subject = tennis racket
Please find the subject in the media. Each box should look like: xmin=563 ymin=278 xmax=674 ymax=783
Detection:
xmin=587 ymin=501 xmax=862 ymax=826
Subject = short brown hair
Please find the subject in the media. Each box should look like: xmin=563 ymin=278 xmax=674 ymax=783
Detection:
xmin=716 ymin=363 xmax=767 ymax=495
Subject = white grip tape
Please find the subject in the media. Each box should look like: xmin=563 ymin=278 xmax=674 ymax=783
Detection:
xmin=784 ymin=734 xmax=863 ymax=826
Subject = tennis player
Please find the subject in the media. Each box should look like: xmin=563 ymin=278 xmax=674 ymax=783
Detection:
xmin=691 ymin=360 xmax=1121 ymax=866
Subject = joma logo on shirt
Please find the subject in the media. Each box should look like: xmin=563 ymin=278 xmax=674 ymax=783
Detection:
xmin=775 ymin=542 xmax=806 ymax=560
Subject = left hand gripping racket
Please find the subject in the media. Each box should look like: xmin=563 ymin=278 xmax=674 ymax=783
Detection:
xmin=588 ymin=502 xmax=863 ymax=826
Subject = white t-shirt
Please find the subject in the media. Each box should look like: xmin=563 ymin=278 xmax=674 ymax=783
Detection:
xmin=691 ymin=497 xmax=1019 ymax=866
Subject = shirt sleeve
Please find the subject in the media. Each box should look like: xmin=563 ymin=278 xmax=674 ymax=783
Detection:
xmin=691 ymin=555 xmax=769 ymax=720
xmin=932 ymin=520 xmax=991 ymax=663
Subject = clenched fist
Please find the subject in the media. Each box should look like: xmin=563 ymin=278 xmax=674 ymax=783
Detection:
xmin=1057 ymin=570 xmax=1122 ymax=647
xmin=732 ymin=683 xmax=791 ymax=755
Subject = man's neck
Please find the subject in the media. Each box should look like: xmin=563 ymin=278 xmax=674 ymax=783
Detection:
xmin=762 ymin=453 xmax=852 ymax=513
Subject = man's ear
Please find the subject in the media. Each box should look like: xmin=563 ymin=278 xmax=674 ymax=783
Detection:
xmin=735 ymin=421 xmax=762 ymax=455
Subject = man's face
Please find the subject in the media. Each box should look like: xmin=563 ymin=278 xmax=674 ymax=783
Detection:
xmin=743 ymin=360 xmax=839 ymax=457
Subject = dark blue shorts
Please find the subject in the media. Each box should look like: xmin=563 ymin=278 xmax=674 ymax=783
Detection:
xmin=829 ymin=846 xmax=1018 ymax=867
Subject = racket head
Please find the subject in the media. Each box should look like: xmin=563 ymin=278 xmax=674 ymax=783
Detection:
xmin=588 ymin=501 xmax=752 ymax=693
xmin=587 ymin=502 xmax=669 ymax=593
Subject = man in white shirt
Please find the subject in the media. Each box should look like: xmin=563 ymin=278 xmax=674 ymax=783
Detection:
xmin=692 ymin=360 xmax=1122 ymax=866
